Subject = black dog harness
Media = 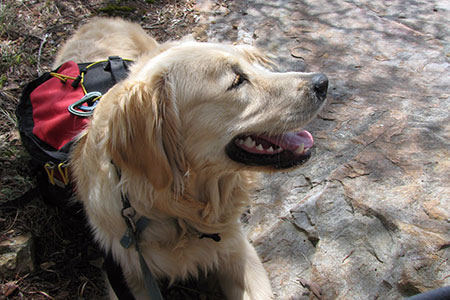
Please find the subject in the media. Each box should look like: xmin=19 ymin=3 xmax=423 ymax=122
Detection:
xmin=107 ymin=163 xmax=221 ymax=300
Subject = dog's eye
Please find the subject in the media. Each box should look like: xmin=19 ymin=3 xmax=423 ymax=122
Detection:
xmin=229 ymin=73 xmax=247 ymax=90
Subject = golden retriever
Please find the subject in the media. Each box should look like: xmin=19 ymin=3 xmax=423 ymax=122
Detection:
xmin=61 ymin=17 xmax=328 ymax=299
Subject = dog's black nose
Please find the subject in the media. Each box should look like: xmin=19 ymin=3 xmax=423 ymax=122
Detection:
xmin=312 ymin=73 xmax=328 ymax=99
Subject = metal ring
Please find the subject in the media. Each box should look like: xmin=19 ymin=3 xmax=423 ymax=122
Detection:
xmin=68 ymin=91 xmax=102 ymax=117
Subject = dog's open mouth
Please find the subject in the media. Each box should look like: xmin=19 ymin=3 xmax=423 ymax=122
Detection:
xmin=225 ymin=130 xmax=314 ymax=169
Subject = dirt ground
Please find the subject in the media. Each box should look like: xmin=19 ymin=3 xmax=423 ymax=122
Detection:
xmin=0 ymin=0 xmax=227 ymax=299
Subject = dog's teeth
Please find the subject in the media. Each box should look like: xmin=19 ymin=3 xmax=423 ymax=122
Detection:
xmin=256 ymin=144 xmax=263 ymax=151
xmin=295 ymin=143 xmax=305 ymax=154
xmin=267 ymin=146 xmax=274 ymax=153
xmin=277 ymin=147 xmax=283 ymax=151
xmin=244 ymin=137 xmax=254 ymax=148
xmin=238 ymin=139 xmax=244 ymax=145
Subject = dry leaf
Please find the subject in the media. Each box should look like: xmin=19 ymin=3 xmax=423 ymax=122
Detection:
xmin=2 ymin=281 xmax=19 ymax=297
xmin=298 ymin=278 xmax=322 ymax=299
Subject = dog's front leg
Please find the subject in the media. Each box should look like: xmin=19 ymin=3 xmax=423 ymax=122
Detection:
xmin=217 ymin=236 xmax=274 ymax=300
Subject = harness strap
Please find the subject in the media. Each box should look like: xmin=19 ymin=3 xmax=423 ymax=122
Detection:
xmin=104 ymin=252 xmax=136 ymax=300
xmin=136 ymin=243 xmax=164 ymax=300
xmin=109 ymin=162 xmax=221 ymax=299
xmin=199 ymin=233 xmax=221 ymax=242
xmin=106 ymin=56 xmax=129 ymax=84
xmin=110 ymin=162 xmax=164 ymax=300
xmin=119 ymin=192 xmax=164 ymax=300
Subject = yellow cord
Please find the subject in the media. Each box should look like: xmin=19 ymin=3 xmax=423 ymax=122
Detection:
xmin=44 ymin=163 xmax=56 ymax=185
xmin=58 ymin=162 xmax=70 ymax=186
xmin=49 ymin=72 xmax=78 ymax=82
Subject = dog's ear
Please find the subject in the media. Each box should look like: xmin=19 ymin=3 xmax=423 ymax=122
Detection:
xmin=107 ymin=75 xmax=186 ymax=192
xmin=235 ymin=44 xmax=276 ymax=70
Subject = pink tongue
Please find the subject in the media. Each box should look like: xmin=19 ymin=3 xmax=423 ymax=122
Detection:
xmin=261 ymin=130 xmax=314 ymax=150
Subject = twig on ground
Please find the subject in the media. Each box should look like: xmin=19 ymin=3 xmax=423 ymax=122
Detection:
xmin=37 ymin=33 xmax=50 ymax=75
xmin=27 ymin=290 xmax=55 ymax=299
xmin=2 ymin=209 xmax=19 ymax=233
xmin=142 ymin=21 xmax=166 ymax=29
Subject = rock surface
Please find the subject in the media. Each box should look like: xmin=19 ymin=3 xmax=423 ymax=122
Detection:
xmin=0 ymin=232 xmax=35 ymax=279
xmin=195 ymin=0 xmax=449 ymax=299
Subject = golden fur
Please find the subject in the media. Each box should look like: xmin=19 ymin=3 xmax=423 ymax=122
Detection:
xmin=63 ymin=17 xmax=325 ymax=299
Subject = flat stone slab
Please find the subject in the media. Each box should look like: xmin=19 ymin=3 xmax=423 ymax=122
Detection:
xmin=0 ymin=232 xmax=35 ymax=278
xmin=196 ymin=0 xmax=449 ymax=299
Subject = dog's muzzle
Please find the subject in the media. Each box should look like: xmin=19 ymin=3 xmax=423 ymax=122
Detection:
xmin=225 ymin=73 xmax=328 ymax=170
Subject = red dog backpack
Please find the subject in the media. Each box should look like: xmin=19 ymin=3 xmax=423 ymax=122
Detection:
xmin=16 ymin=56 xmax=132 ymax=204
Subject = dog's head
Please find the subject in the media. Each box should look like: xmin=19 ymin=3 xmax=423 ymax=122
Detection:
xmin=105 ymin=42 xmax=327 ymax=191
